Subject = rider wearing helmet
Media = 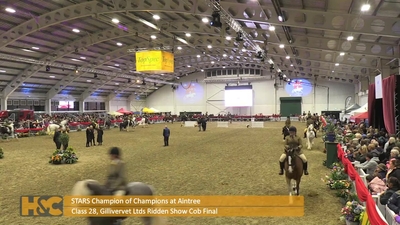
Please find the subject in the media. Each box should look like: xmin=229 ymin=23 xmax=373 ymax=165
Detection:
xmin=279 ymin=126 xmax=309 ymax=175
xmin=105 ymin=147 xmax=127 ymax=195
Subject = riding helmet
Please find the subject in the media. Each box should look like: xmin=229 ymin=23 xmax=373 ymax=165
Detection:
xmin=288 ymin=126 xmax=297 ymax=132
xmin=109 ymin=147 xmax=121 ymax=156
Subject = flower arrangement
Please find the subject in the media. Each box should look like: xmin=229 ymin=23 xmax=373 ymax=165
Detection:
xmin=336 ymin=189 xmax=359 ymax=202
xmin=49 ymin=147 xmax=78 ymax=164
xmin=0 ymin=147 xmax=4 ymax=159
xmin=322 ymin=176 xmax=352 ymax=189
xmin=341 ymin=201 xmax=364 ymax=222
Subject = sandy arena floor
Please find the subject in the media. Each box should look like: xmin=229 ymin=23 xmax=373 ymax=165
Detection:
xmin=0 ymin=121 xmax=342 ymax=225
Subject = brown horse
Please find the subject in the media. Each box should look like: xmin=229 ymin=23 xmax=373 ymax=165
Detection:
xmin=284 ymin=148 xmax=303 ymax=196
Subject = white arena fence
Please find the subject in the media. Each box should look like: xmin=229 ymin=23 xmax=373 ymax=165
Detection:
xmin=184 ymin=121 xmax=197 ymax=127
xmin=251 ymin=122 xmax=264 ymax=128
xmin=217 ymin=122 xmax=229 ymax=128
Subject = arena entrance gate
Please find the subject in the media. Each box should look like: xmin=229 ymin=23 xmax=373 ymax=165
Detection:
xmin=280 ymin=97 xmax=302 ymax=117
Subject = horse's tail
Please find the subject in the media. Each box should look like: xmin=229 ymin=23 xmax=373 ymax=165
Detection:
xmin=46 ymin=125 xmax=50 ymax=134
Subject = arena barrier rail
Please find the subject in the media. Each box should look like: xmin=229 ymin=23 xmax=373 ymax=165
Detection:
xmin=251 ymin=122 xmax=264 ymax=128
xmin=337 ymin=144 xmax=389 ymax=225
xmin=184 ymin=121 xmax=197 ymax=127
xmin=217 ymin=121 xmax=229 ymax=128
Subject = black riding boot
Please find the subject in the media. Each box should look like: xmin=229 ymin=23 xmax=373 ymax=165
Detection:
xmin=279 ymin=162 xmax=285 ymax=175
xmin=303 ymin=162 xmax=309 ymax=175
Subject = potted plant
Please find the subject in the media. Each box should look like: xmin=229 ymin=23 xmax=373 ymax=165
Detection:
xmin=63 ymin=147 xmax=78 ymax=164
xmin=336 ymin=190 xmax=359 ymax=205
xmin=0 ymin=147 xmax=4 ymax=159
xmin=341 ymin=201 xmax=364 ymax=225
xmin=325 ymin=122 xmax=336 ymax=142
xmin=49 ymin=153 xmax=63 ymax=164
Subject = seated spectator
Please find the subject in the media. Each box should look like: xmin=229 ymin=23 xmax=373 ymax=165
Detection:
xmin=346 ymin=147 xmax=355 ymax=162
xmin=391 ymin=148 xmax=400 ymax=159
xmin=388 ymin=188 xmax=400 ymax=214
xmin=354 ymin=145 xmax=368 ymax=164
xmin=387 ymin=158 xmax=400 ymax=182
xmin=380 ymin=177 xmax=400 ymax=205
xmin=367 ymin=174 xmax=387 ymax=195
xmin=373 ymin=163 xmax=388 ymax=179
xmin=355 ymin=152 xmax=379 ymax=175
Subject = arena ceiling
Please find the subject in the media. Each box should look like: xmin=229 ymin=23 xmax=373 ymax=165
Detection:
xmin=0 ymin=0 xmax=399 ymax=99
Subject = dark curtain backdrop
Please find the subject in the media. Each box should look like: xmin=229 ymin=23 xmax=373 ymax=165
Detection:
xmin=368 ymin=84 xmax=375 ymax=125
xmin=382 ymin=76 xmax=396 ymax=134
xmin=368 ymin=84 xmax=385 ymax=130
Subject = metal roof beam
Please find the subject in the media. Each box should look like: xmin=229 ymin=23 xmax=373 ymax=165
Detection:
xmin=2 ymin=0 xmax=399 ymax=53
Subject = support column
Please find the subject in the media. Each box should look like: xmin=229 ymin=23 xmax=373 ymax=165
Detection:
xmin=1 ymin=97 xmax=7 ymax=110
xmin=105 ymin=99 xmax=111 ymax=112
xmin=79 ymin=101 xmax=84 ymax=113
xmin=45 ymin=99 xmax=52 ymax=115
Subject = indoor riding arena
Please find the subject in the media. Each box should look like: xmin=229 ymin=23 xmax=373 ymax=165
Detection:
xmin=1 ymin=121 xmax=340 ymax=225
xmin=0 ymin=0 xmax=399 ymax=225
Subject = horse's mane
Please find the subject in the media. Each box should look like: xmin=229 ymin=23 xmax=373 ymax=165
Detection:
xmin=71 ymin=179 xmax=100 ymax=196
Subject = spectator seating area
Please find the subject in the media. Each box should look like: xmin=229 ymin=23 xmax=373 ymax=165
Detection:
xmin=338 ymin=144 xmax=395 ymax=225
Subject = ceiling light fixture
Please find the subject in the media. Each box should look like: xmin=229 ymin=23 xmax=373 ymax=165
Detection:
xmin=201 ymin=69 xmax=204 ymax=72
xmin=5 ymin=8 xmax=16 ymax=13
xmin=150 ymin=35 xmax=156 ymax=39
xmin=87 ymin=80 xmax=91 ymax=82
xmin=22 ymin=49 xmax=34 ymax=52
xmin=116 ymin=42 xmax=123 ymax=46
xmin=49 ymin=76 xmax=55 ymax=78
xmin=0 ymin=70 xmax=6 ymax=73
xmin=197 ymin=55 xmax=200 ymax=58
xmin=279 ymin=44 xmax=285 ymax=48
xmin=269 ymin=26 xmax=275 ymax=31
xmin=72 ymin=28 xmax=80 ymax=33
xmin=32 ymin=47 xmax=39 ymax=50
xmin=278 ymin=16 xmax=283 ymax=22
xmin=210 ymin=11 xmax=222 ymax=27
xmin=115 ymin=83 xmax=119 ymax=85
xmin=290 ymin=64 xmax=293 ymax=67
xmin=335 ymin=63 xmax=339 ymax=66
xmin=242 ymin=48 xmax=246 ymax=52
xmin=340 ymin=52 xmax=345 ymax=56
xmin=361 ymin=4 xmax=371 ymax=11
xmin=211 ymin=61 xmax=215 ymax=64
xmin=226 ymin=36 xmax=232 ymax=40
xmin=80 ymin=56 xmax=86 ymax=59
xmin=202 ymin=18 xmax=209 ymax=23
xmin=286 ymin=56 xmax=290 ymax=59
xmin=111 ymin=18 xmax=119 ymax=24
xmin=223 ymin=54 xmax=227 ymax=57
xmin=207 ymin=45 xmax=212 ymax=49
xmin=153 ymin=15 xmax=160 ymax=20
xmin=347 ymin=36 xmax=354 ymax=41
xmin=222 ymin=66 xmax=226 ymax=69
xmin=185 ymin=33 xmax=191 ymax=37
xmin=177 ymin=46 xmax=182 ymax=50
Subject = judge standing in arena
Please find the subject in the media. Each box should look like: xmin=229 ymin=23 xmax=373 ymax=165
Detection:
xmin=163 ymin=125 xmax=170 ymax=147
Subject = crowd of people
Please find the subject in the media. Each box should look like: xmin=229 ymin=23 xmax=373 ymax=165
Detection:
xmin=333 ymin=120 xmax=400 ymax=215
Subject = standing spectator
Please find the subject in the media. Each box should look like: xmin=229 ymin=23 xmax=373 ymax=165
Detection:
xmin=97 ymin=127 xmax=104 ymax=146
xmin=90 ymin=126 xmax=96 ymax=146
xmin=86 ymin=127 xmax=92 ymax=147
xmin=163 ymin=125 xmax=170 ymax=147
xmin=53 ymin=127 xmax=61 ymax=150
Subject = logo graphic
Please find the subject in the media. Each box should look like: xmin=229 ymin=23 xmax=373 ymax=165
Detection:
xmin=20 ymin=195 xmax=63 ymax=216
xmin=285 ymin=79 xmax=312 ymax=97
xmin=175 ymin=82 xmax=204 ymax=104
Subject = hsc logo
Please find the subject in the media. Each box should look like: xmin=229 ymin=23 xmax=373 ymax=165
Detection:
xmin=20 ymin=195 xmax=63 ymax=216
